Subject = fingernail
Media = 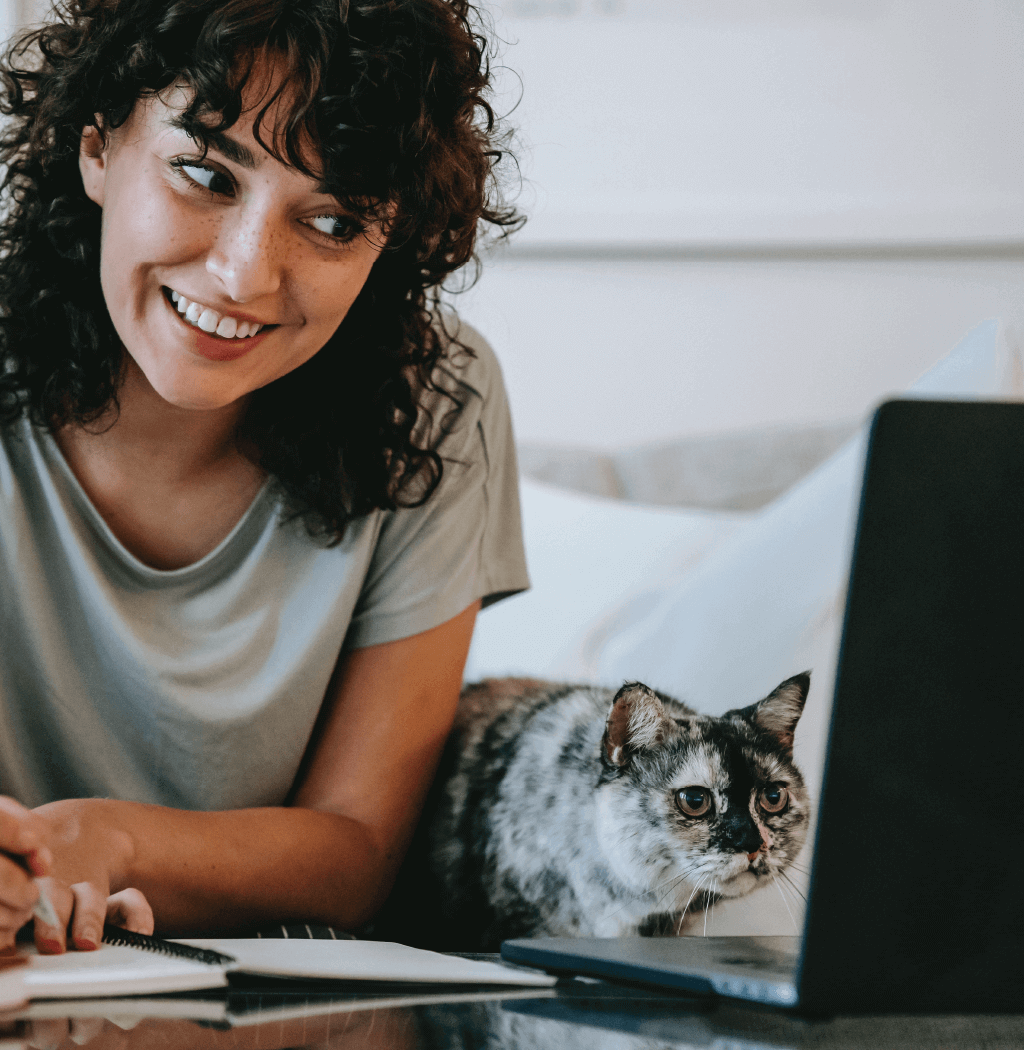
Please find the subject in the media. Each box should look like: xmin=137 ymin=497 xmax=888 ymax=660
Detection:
xmin=75 ymin=937 xmax=97 ymax=951
xmin=39 ymin=939 xmax=64 ymax=954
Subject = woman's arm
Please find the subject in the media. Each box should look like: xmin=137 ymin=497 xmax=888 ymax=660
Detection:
xmin=28 ymin=600 xmax=480 ymax=948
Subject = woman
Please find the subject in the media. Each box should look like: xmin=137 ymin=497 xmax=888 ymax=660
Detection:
xmin=0 ymin=0 xmax=526 ymax=952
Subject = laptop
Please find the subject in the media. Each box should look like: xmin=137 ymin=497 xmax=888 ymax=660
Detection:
xmin=501 ymin=399 xmax=1024 ymax=1014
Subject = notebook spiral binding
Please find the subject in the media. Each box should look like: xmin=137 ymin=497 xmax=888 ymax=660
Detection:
xmin=102 ymin=924 xmax=237 ymax=967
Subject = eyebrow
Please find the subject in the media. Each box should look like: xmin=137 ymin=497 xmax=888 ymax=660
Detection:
xmin=205 ymin=128 xmax=259 ymax=170
xmin=167 ymin=120 xmax=331 ymax=194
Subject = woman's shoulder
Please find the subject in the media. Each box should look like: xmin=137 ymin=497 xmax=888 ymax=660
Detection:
xmin=413 ymin=313 xmax=511 ymax=455
xmin=432 ymin=313 xmax=507 ymax=405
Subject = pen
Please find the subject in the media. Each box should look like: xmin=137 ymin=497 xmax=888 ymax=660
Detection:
xmin=0 ymin=851 xmax=60 ymax=928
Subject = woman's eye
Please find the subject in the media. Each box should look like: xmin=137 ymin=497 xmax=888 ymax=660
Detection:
xmin=173 ymin=161 xmax=232 ymax=195
xmin=675 ymin=787 xmax=712 ymax=817
xmin=306 ymin=215 xmax=361 ymax=243
xmin=759 ymin=785 xmax=789 ymax=813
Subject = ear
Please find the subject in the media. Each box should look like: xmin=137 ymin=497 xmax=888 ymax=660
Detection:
xmin=602 ymin=682 xmax=670 ymax=768
xmin=79 ymin=120 xmax=108 ymax=207
xmin=746 ymin=672 xmax=810 ymax=754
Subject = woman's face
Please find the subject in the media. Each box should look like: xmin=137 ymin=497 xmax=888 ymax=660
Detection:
xmin=79 ymin=58 xmax=385 ymax=412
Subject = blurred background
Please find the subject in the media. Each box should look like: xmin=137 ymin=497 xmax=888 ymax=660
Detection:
xmin=459 ymin=0 xmax=1024 ymax=454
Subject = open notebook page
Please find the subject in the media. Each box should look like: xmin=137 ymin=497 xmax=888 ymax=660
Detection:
xmin=175 ymin=939 xmax=557 ymax=986
xmin=9 ymin=938 xmax=555 ymax=1001
xmin=19 ymin=944 xmax=227 ymax=999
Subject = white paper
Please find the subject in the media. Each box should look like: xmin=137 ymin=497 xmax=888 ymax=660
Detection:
xmin=17 ymin=944 xmax=227 ymax=999
xmin=176 ymin=938 xmax=556 ymax=987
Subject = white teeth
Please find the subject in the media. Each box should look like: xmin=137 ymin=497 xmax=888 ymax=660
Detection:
xmin=215 ymin=315 xmax=238 ymax=339
xmin=167 ymin=289 xmax=265 ymax=339
xmin=197 ymin=308 xmax=219 ymax=333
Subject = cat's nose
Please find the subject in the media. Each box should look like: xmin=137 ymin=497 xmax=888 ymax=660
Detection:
xmin=746 ymin=849 xmax=761 ymax=862
xmin=722 ymin=818 xmax=763 ymax=856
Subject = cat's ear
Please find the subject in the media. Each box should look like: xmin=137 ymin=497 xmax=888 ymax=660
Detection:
xmin=603 ymin=682 xmax=669 ymax=767
xmin=745 ymin=672 xmax=810 ymax=754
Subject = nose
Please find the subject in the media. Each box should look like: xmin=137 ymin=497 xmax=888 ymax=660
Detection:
xmin=204 ymin=202 xmax=283 ymax=303
xmin=720 ymin=815 xmax=763 ymax=857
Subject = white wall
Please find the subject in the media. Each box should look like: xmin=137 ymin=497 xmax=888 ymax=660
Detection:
xmin=450 ymin=0 xmax=1024 ymax=448
xmin=456 ymin=252 xmax=1024 ymax=447
xmin=487 ymin=0 xmax=1024 ymax=248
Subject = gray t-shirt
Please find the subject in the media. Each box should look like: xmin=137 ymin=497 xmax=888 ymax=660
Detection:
xmin=0 ymin=327 xmax=528 ymax=810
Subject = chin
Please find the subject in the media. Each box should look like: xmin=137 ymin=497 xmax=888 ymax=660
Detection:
xmin=141 ymin=360 xmax=250 ymax=411
xmin=719 ymin=870 xmax=759 ymax=897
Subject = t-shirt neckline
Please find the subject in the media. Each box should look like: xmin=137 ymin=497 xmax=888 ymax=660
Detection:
xmin=34 ymin=421 xmax=275 ymax=582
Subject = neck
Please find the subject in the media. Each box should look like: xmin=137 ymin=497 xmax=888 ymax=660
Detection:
xmin=58 ymin=355 xmax=257 ymax=483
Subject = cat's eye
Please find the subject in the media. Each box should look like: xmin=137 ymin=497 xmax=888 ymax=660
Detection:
xmin=675 ymin=787 xmax=712 ymax=817
xmin=759 ymin=785 xmax=789 ymax=813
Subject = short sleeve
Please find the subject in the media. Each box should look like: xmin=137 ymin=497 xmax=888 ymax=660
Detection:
xmin=343 ymin=323 xmax=530 ymax=649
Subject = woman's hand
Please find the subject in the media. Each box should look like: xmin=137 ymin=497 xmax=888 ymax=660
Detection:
xmin=0 ymin=796 xmax=52 ymax=950
xmin=30 ymin=799 xmax=152 ymax=953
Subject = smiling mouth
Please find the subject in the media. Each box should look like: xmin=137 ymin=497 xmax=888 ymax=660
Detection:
xmin=161 ymin=287 xmax=279 ymax=341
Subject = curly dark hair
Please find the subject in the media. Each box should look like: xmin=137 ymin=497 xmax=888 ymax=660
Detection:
xmin=0 ymin=0 xmax=521 ymax=543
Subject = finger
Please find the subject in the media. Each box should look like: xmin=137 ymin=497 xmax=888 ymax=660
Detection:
xmin=0 ymin=798 xmax=47 ymax=860
xmin=69 ymin=883 xmax=107 ymax=951
xmin=105 ymin=889 xmax=154 ymax=936
xmin=0 ymin=857 xmax=38 ymax=912
xmin=25 ymin=1018 xmax=68 ymax=1050
xmin=0 ymin=901 xmax=35 ymax=938
xmin=33 ymin=880 xmax=73 ymax=955
xmin=0 ymin=895 xmax=36 ymax=951
xmin=0 ymin=1019 xmax=25 ymax=1049
xmin=68 ymin=1017 xmax=106 ymax=1046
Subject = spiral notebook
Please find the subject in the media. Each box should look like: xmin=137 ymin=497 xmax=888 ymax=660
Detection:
xmin=4 ymin=925 xmax=556 ymax=1003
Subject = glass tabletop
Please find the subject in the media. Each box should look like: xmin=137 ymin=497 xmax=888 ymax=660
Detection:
xmin=1 ymin=965 xmax=1021 ymax=1050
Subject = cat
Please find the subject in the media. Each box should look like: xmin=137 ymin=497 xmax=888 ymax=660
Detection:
xmin=371 ymin=673 xmax=811 ymax=951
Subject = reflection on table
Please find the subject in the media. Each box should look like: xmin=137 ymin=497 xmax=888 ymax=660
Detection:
xmin=1 ymin=969 xmax=1022 ymax=1050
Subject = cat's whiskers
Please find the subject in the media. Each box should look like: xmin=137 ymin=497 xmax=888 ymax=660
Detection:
xmin=702 ymin=879 xmax=713 ymax=936
xmin=669 ymin=864 xmax=719 ymax=907
xmin=706 ymin=879 xmax=720 ymax=936
xmin=626 ymin=868 xmax=691 ymax=914
xmin=771 ymin=874 xmax=800 ymax=933
xmin=676 ymin=872 xmax=712 ymax=935
xmin=779 ymin=870 xmax=808 ymax=903
xmin=597 ymin=861 xmax=705 ymax=928
xmin=650 ymin=864 xmax=701 ymax=901
xmin=675 ymin=874 xmax=708 ymax=935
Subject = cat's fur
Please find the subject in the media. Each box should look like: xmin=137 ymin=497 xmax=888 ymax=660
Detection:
xmin=373 ymin=674 xmax=811 ymax=951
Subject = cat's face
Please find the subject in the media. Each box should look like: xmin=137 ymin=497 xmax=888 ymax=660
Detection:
xmin=594 ymin=675 xmax=811 ymax=918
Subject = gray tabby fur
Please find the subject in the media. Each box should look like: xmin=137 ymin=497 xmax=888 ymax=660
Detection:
xmin=372 ymin=674 xmax=811 ymax=951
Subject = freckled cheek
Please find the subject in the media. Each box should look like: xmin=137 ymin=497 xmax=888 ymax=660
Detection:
xmin=307 ymin=261 xmax=378 ymax=332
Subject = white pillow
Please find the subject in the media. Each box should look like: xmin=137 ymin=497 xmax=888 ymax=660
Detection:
xmin=464 ymin=484 xmax=749 ymax=681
